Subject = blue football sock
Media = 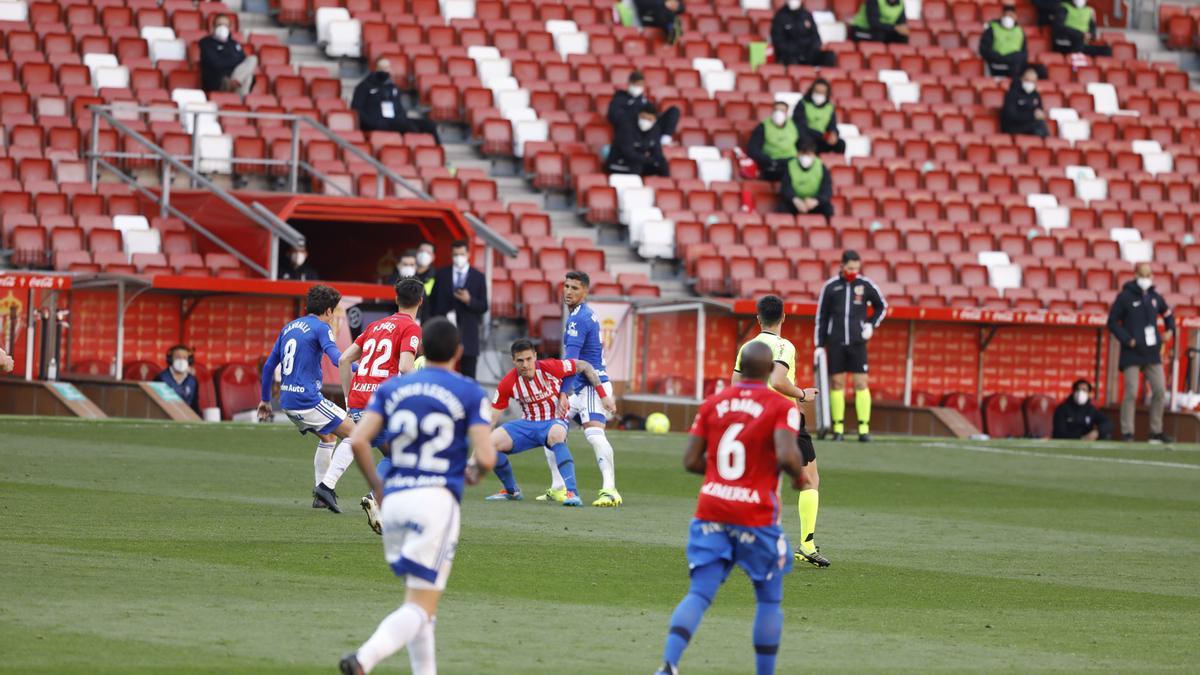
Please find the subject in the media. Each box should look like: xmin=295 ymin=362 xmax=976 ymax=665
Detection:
xmin=373 ymin=456 xmax=392 ymax=499
xmin=548 ymin=442 xmax=578 ymax=493
xmin=493 ymin=452 xmax=519 ymax=493
xmin=663 ymin=562 xmax=725 ymax=667
xmin=752 ymin=575 xmax=784 ymax=675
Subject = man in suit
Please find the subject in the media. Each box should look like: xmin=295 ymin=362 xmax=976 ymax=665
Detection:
xmin=432 ymin=240 xmax=489 ymax=379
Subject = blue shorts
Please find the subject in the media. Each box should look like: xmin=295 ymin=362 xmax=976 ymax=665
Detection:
xmin=501 ymin=418 xmax=568 ymax=453
xmin=349 ymin=408 xmax=388 ymax=451
xmin=686 ymin=519 xmax=793 ymax=582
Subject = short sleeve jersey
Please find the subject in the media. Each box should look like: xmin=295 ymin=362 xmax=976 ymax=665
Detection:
xmin=263 ymin=315 xmax=341 ymax=409
xmin=733 ymin=331 xmax=798 ymax=402
xmin=492 ymin=359 xmax=578 ymax=421
xmin=689 ymin=383 xmax=800 ymax=527
xmin=348 ymin=312 xmax=422 ymax=409
xmin=367 ymin=368 xmax=491 ymax=502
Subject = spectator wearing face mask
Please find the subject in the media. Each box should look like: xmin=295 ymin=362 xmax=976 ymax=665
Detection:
xmin=382 ymin=249 xmax=419 ymax=286
xmin=199 ymin=15 xmax=257 ymax=95
xmin=1052 ymin=380 xmax=1112 ymax=440
xmin=980 ymin=4 xmax=1029 ymax=78
xmin=1052 ymin=0 xmax=1112 ymax=56
xmin=155 ymin=345 xmax=200 ymax=413
xmin=635 ymin=0 xmax=685 ymax=43
xmin=794 ymin=79 xmax=845 ymax=154
xmin=605 ymin=107 xmax=680 ymax=177
xmin=351 ymin=57 xmax=441 ymax=142
xmin=771 ymin=0 xmax=837 ymax=66
xmin=849 ymin=0 xmax=909 ymax=43
xmin=1108 ymin=262 xmax=1175 ymax=444
xmin=431 ymin=240 xmax=488 ymax=379
xmin=747 ymin=102 xmax=801 ymax=181
xmin=608 ymin=72 xmax=654 ymax=133
xmin=1000 ymin=66 xmax=1048 ymax=137
xmin=280 ymin=244 xmax=319 ymax=281
xmin=779 ymin=138 xmax=832 ymax=219
xmin=414 ymin=240 xmax=436 ymax=322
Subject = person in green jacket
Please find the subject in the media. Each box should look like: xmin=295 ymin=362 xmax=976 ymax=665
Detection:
xmin=849 ymin=0 xmax=908 ymax=43
xmin=979 ymin=4 xmax=1028 ymax=78
xmin=792 ymin=79 xmax=845 ymax=154
xmin=746 ymin=102 xmax=801 ymax=180
xmin=1051 ymin=0 xmax=1112 ymax=56
xmin=779 ymin=138 xmax=833 ymax=220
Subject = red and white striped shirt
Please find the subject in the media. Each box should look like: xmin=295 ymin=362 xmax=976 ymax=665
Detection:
xmin=492 ymin=359 xmax=578 ymax=421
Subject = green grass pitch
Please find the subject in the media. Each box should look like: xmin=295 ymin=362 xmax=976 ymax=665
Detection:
xmin=2 ymin=417 xmax=1199 ymax=673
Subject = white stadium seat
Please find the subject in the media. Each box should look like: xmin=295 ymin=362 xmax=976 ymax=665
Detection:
xmin=124 ymin=230 xmax=163 ymax=257
xmin=1026 ymin=193 xmax=1058 ymax=209
xmin=1087 ymin=82 xmax=1121 ymax=115
xmin=494 ymin=88 xmax=531 ymax=113
xmin=627 ymin=208 xmax=664 ymax=244
xmin=618 ymin=186 xmax=655 ymax=217
xmin=691 ymin=58 xmax=725 ymax=73
xmin=0 ymin=0 xmax=28 ymax=21
xmin=1058 ymin=119 xmax=1090 ymax=143
xmin=815 ymin=17 xmax=846 ymax=43
xmin=441 ymin=0 xmax=475 ymax=21
xmin=113 ymin=215 xmax=150 ymax=232
xmin=314 ymin=7 xmax=350 ymax=45
xmin=501 ymin=106 xmax=537 ymax=124
xmin=545 ymin=20 xmax=579 ymax=36
xmin=843 ymin=135 xmax=871 ymax=160
xmin=1119 ymin=240 xmax=1153 ymax=263
xmin=638 ymin=220 xmax=677 ymax=259
xmin=94 ymin=66 xmax=130 ymax=91
xmin=1109 ymin=227 xmax=1141 ymax=243
xmin=740 ymin=0 xmax=771 ymax=10
xmin=554 ymin=32 xmax=589 ymax=59
xmin=774 ymin=92 xmax=803 ymax=111
xmin=608 ymin=174 xmax=643 ymax=191
xmin=977 ymin=251 xmax=1011 ymax=268
xmin=697 ymin=158 xmax=732 ymax=184
xmin=701 ymin=70 xmax=736 ymax=96
xmin=468 ymin=46 xmax=501 ymax=61
xmin=1141 ymin=152 xmax=1173 ymax=175
xmin=1130 ymin=139 xmax=1162 ymax=155
xmin=198 ymin=134 xmax=234 ymax=173
xmin=887 ymin=82 xmax=920 ymax=107
xmin=1048 ymin=107 xmax=1078 ymax=123
xmin=1064 ymin=165 xmax=1095 ymax=181
xmin=1037 ymin=206 xmax=1069 ymax=229
xmin=686 ymin=146 xmax=721 ymax=162
xmin=877 ymin=69 xmax=909 ymax=85
xmin=149 ymin=39 xmax=187 ymax=63
xmin=988 ymin=264 xmax=1022 ymax=292
xmin=1074 ymin=177 xmax=1107 ymax=203
xmin=326 ymin=20 xmax=362 ymax=58
xmin=512 ymin=119 xmax=548 ymax=157
xmin=479 ymin=62 xmax=514 ymax=86
xmin=140 ymin=26 xmax=177 ymax=42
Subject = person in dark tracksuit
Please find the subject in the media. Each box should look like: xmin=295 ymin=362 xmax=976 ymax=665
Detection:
xmin=849 ymin=0 xmax=909 ymax=43
xmin=635 ymin=0 xmax=685 ymax=42
xmin=608 ymin=71 xmax=655 ymax=134
xmin=1051 ymin=0 xmax=1112 ymax=56
xmin=1001 ymin=66 xmax=1048 ymax=137
xmin=979 ymin=4 xmax=1028 ymax=78
xmin=605 ymin=107 xmax=679 ymax=177
xmin=350 ymin=57 xmax=441 ymax=142
xmin=779 ymin=138 xmax=833 ymax=219
xmin=793 ymin=79 xmax=846 ymax=154
xmin=1107 ymin=263 xmax=1175 ymax=443
xmin=771 ymin=0 xmax=836 ymax=66
xmin=1052 ymin=380 xmax=1113 ymax=440
xmin=815 ymin=250 xmax=887 ymax=442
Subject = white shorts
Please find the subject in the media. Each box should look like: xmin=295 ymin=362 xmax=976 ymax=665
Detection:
xmin=568 ymin=382 xmax=613 ymax=425
xmin=284 ymin=398 xmax=347 ymax=435
xmin=382 ymin=487 xmax=461 ymax=591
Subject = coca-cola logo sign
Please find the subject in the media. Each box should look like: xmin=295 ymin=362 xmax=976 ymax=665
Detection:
xmin=0 ymin=274 xmax=70 ymax=290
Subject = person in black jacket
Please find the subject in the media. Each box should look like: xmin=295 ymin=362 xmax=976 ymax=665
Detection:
xmin=279 ymin=244 xmax=319 ymax=280
xmin=608 ymin=71 xmax=654 ymax=134
xmin=199 ymin=15 xmax=257 ymax=95
xmin=815 ymin=250 xmax=887 ymax=442
xmin=1000 ymin=66 xmax=1048 ymax=137
xmin=605 ymin=107 xmax=679 ymax=177
xmin=350 ymin=57 xmax=440 ymax=143
xmin=1108 ymin=263 xmax=1176 ymax=443
xmin=771 ymin=0 xmax=836 ymax=66
xmin=430 ymin=240 xmax=488 ymax=379
xmin=1051 ymin=0 xmax=1112 ymax=56
xmin=1052 ymin=380 xmax=1113 ymax=440
xmin=793 ymin=79 xmax=846 ymax=154
xmin=635 ymin=0 xmax=685 ymax=43
xmin=155 ymin=345 xmax=200 ymax=413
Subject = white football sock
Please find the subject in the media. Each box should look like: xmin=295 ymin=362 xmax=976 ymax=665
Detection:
xmin=314 ymin=441 xmax=334 ymax=487
xmin=356 ymin=603 xmax=429 ymax=673
xmin=585 ymin=427 xmax=616 ymax=490
xmin=321 ymin=439 xmax=354 ymax=489
xmin=407 ymin=616 xmax=437 ymax=675
xmin=544 ymin=447 xmax=566 ymax=490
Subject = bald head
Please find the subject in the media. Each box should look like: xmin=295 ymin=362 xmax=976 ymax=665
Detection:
xmin=738 ymin=341 xmax=774 ymax=382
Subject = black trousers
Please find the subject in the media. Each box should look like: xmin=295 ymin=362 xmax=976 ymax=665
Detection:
xmin=1002 ymin=119 xmax=1049 ymax=138
xmin=851 ymin=26 xmax=908 ymax=44
xmin=1052 ymin=28 xmax=1113 ymax=57
xmin=784 ymin=197 xmax=833 ymax=220
xmin=459 ymin=355 xmax=477 ymax=379
xmin=776 ymin=48 xmax=837 ymax=67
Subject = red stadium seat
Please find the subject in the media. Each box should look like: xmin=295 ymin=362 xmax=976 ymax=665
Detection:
xmin=941 ymin=392 xmax=982 ymax=430
xmin=982 ymin=393 xmax=1026 ymax=438
xmin=1023 ymin=395 xmax=1056 ymax=439
xmin=216 ymin=363 xmax=261 ymax=420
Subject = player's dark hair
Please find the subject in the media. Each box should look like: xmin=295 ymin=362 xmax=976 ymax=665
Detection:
xmin=841 ymin=249 xmax=861 ymax=264
xmin=401 ymin=248 xmax=417 ymax=259
xmin=422 ymin=318 xmax=460 ymax=362
xmin=806 ymin=78 xmax=831 ymax=98
xmin=305 ymin=284 xmax=341 ymax=315
xmin=510 ymin=338 xmax=536 ymax=357
xmin=394 ymin=277 xmax=425 ymax=308
xmin=757 ymin=294 xmax=784 ymax=326
xmin=166 ymin=344 xmax=192 ymax=365
xmin=565 ymin=270 xmax=590 ymax=288
xmin=1072 ymin=379 xmax=1092 ymax=393
xmin=629 ymin=70 xmax=644 ymax=84
xmin=796 ymin=136 xmax=817 ymax=154
xmin=451 ymin=239 xmax=469 ymax=251
xmin=419 ymin=239 xmax=433 ymax=249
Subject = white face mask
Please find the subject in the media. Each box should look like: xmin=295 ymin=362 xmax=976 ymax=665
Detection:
xmin=771 ymin=110 xmax=787 ymax=126
xmin=398 ymin=264 xmax=416 ymax=277
xmin=1001 ymin=15 xmax=1015 ymax=29
xmin=416 ymin=250 xmax=433 ymax=267
xmin=811 ymin=93 xmax=827 ymax=106
xmin=1021 ymin=80 xmax=1036 ymax=94
xmin=798 ymin=155 xmax=814 ymax=169
xmin=1073 ymin=390 xmax=1089 ymax=406
xmin=172 ymin=358 xmax=190 ymax=374
xmin=452 ymin=254 xmax=469 ymax=270
xmin=628 ymin=85 xmax=645 ymax=98
xmin=638 ymin=117 xmax=655 ymax=132
xmin=1073 ymin=0 xmax=1085 ymax=7
xmin=787 ymin=0 xmax=802 ymax=9
xmin=214 ymin=24 xmax=230 ymax=41
xmin=291 ymin=253 xmax=307 ymax=267
xmin=1136 ymin=276 xmax=1152 ymax=290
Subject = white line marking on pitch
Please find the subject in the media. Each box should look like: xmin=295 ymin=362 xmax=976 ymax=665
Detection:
xmin=922 ymin=442 xmax=1200 ymax=471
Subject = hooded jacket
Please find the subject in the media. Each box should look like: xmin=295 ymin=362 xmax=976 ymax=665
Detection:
xmin=350 ymin=71 xmax=407 ymax=133
xmin=1107 ymin=280 xmax=1175 ymax=369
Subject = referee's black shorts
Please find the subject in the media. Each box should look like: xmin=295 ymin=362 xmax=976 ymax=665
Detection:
xmin=826 ymin=342 xmax=868 ymax=374
xmin=796 ymin=410 xmax=816 ymax=465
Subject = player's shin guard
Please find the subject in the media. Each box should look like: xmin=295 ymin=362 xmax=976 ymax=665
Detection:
xmin=406 ymin=616 xmax=436 ymax=675
xmin=584 ymin=427 xmax=616 ymax=490
xmin=798 ymin=489 xmax=819 ymax=553
xmin=373 ymin=456 xmax=392 ymax=499
xmin=855 ymin=388 xmax=871 ymax=434
xmin=493 ymin=452 xmax=519 ymax=493
xmin=322 ymin=439 xmax=355 ymax=490
xmin=549 ymin=442 xmax=578 ymax=493
xmin=752 ymin=575 xmax=784 ymax=675
xmin=662 ymin=562 xmax=723 ymax=667
xmin=356 ymin=603 xmax=429 ymax=673
xmin=829 ymin=390 xmax=846 ymax=435
xmin=543 ymin=447 xmax=566 ymax=491
xmin=314 ymin=441 xmax=334 ymax=486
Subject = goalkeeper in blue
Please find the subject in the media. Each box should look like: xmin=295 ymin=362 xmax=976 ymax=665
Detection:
xmin=654 ymin=341 xmax=807 ymax=675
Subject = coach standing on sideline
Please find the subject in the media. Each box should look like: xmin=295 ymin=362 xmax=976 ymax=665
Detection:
xmin=815 ymin=250 xmax=887 ymax=442
xmin=431 ymin=240 xmax=488 ymax=379
xmin=1107 ymin=262 xmax=1175 ymax=444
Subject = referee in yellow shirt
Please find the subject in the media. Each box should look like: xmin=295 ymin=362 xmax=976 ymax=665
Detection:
xmin=732 ymin=295 xmax=829 ymax=567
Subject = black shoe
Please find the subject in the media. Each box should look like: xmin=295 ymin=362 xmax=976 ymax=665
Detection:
xmin=338 ymin=653 xmax=365 ymax=675
xmin=1122 ymin=433 xmax=1135 ymax=442
xmin=831 ymin=432 xmax=844 ymax=441
xmin=858 ymin=433 xmax=871 ymax=443
xmin=1148 ymin=432 xmax=1174 ymax=445
xmin=313 ymin=483 xmax=342 ymax=513
xmin=312 ymin=497 xmax=328 ymax=509
xmin=794 ymin=546 xmax=831 ymax=568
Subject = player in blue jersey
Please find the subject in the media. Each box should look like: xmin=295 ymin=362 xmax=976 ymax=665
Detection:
xmin=339 ymin=318 xmax=496 ymax=675
xmin=536 ymin=270 xmax=623 ymax=506
xmin=257 ymin=285 xmax=357 ymax=514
